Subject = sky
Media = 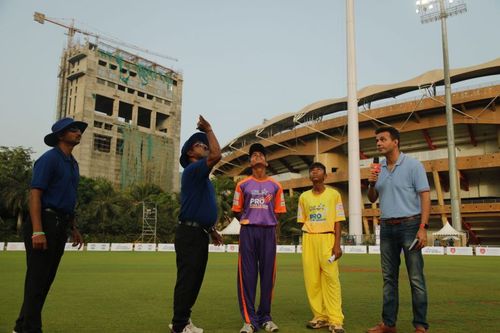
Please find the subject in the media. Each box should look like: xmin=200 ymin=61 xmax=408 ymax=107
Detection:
xmin=0 ymin=0 xmax=499 ymax=159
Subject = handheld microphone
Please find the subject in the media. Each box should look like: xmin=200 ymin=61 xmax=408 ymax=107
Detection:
xmin=372 ymin=157 xmax=380 ymax=173
xmin=370 ymin=157 xmax=380 ymax=186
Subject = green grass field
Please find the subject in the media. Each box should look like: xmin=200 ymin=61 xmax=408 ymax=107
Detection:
xmin=1 ymin=252 xmax=499 ymax=333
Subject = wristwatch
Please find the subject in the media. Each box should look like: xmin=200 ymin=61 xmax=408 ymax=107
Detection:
xmin=420 ymin=223 xmax=429 ymax=229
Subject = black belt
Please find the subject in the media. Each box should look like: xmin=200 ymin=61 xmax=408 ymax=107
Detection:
xmin=381 ymin=214 xmax=420 ymax=225
xmin=302 ymin=231 xmax=334 ymax=234
xmin=178 ymin=220 xmax=203 ymax=228
xmin=44 ymin=208 xmax=74 ymax=221
xmin=178 ymin=220 xmax=215 ymax=234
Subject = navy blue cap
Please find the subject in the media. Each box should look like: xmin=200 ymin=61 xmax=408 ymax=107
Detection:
xmin=44 ymin=117 xmax=88 ymax=147
xmin=249 ymin=143 xmax=266 ymax=157
xmin=180 ymin=132 xmax=208 ymax=168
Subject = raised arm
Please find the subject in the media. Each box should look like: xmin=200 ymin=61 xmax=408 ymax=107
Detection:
xmin=197 ymin=115 xmax=221 ymax=168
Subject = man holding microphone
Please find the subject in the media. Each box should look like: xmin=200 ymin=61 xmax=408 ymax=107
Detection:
xmin=366 ymin=126 xmax=430 ymax=333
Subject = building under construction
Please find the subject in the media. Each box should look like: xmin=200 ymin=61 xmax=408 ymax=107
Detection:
xmin=55 ymin=41 xmax=182 ymax=192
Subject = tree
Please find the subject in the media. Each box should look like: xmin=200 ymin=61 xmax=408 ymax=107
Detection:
xmin=211 ymin=175 xmax=236 ymax=228
xmin=0 ymin=146 xmax=33 ymax=232
xmin=77 ymin=177 xmax=129 ymax=240
xmin=155 ymin=191 xmax=180 ymax=242
xmin=126 ymin=183 xmax=163 ymax=203
xmin=278 ymin=193 xmax=302 ymax=244
xmin=125 ymin=183 xmax=168 ymax=242
xmin=125 ymin=182 xmax=164 ymax=227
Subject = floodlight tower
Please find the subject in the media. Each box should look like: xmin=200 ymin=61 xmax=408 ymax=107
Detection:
xmin=346 ymin=0 xmax=363 ymax=244
xmin=416 ymin=0 xmax=467 ymax=231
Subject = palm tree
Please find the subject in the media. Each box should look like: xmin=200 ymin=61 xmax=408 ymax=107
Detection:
xmin=85 ymin=178 xmax=126 ymax=237
xmin=1 ymin=174 xmax=30 ymax=231
xmin=155 ymin=191 xmax=181 ymax=242
xmin=0 ymin=147 xmax=33 ymax=232
xmin=277 ymin=194 xmax=302 ymax=244
xmin=126 ymin=183 xmax=163 ymax=203
xmin=125 ymin=183 xmax=165 ymax=239
xmin=212 ymin=175 xmax=236 ymax=228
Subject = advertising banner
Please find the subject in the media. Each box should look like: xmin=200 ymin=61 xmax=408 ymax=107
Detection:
xmin=157 ymin=243 xmax=175 ymax=252
xmin=110 ymin=243 xmax=134 ymax=251
xmin=134 ymin=243 xmax=156 ymax=252
xmin=65 ymin=243 xmax=84 ymax=251
xmin=277 ymin=245 xmax=296 ymax=253
xmin=6 ymin=242 xmax=25 ymax=251
xmin=421 ymin=246 xmax=445 ymax=255
xmin=446 ymin=247 xmax=473 ymax=256
xmin=87 ymin=243 xmax=110 ymax=251
xmin=476 ymin=247 xmax=500 ymax=256
xmin=209 ymin=244 xmax=226 ymax=252
xmin=226 ymin=244 xmax=239 ymax=253
xmin=344 ymin=245 xmax=367 ymax=254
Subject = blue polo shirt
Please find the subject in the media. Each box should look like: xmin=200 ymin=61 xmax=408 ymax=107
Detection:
xmin=178 ymin=158 xmax=217 ymax=227
xmin=31 ymin=147 xmax=79 ymax=215
xmin=375 ymin=152 xmax=429 ymax=219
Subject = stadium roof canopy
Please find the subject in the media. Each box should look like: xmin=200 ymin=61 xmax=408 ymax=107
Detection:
xmin=223 ymin=57 xmax=500 ymax=153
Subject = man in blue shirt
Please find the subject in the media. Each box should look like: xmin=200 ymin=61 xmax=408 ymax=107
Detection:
xmin=367 ymin=126 xmax=430 ymax=333
xmin=170 ymin=115 xmax=224 ymax=333
xmin=14 ymin=117 xmax=87 ymax=333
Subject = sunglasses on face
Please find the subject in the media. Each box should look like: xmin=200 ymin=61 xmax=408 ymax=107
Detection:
xmin=193 ymin=142 xmax=208 ymax=149
xmin=66 ymin=127 xmax=82 ymax=133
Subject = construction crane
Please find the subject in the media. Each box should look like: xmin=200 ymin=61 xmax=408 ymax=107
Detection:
xmin=33 ymin=11 xmax=178 ymax=62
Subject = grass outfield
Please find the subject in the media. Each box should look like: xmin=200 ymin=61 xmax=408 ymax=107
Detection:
xmin=1 ymin=252 xmax=499 ymax=333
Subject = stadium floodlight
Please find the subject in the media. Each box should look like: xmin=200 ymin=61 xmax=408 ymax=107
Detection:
xmin=416 ymin=0 xmax=467 ymax=23
xmin=416 ymin=0 xmax=467 ymax=232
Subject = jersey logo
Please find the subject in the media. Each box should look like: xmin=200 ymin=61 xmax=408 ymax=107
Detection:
xmin=336 ymin=202 xmax=345 ymax=217
xmin=309 ymin=203 xmax=326 ymax=223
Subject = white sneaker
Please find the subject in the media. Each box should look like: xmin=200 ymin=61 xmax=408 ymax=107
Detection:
xmin=262 ymin=320 xmax=279 ymax=332
xmin=329 ymin=324 xmax=345 ymax=333
xmin=186 ymin=319 xmax=203 ymax=333
xmin=169 ymin=319 xmax=203 ymax=333
xmin=240 ymin=322 xmax=255 ymax=333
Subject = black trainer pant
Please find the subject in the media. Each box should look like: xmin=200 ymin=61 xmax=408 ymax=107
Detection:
xmin=14 ymin=211 xmax=69 ymax=333
xmin=171 ymin=224 xmax=209 ymax=332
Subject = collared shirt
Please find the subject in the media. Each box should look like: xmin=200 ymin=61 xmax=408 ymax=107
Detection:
xmin=232 ymin=176 xmax=286 ymax=226
xmin=297 ymin=187 xmax=345 ymax=233
xmin=178 ymin=158 xmax=217 ymax=227
xmin=375 ymin=152 xmax=430 ymax=219
xmin=31 ymin=147 xmax=79 ymax=214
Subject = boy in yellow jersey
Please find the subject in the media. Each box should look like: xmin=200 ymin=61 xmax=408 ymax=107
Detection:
xmin=297 ymin=162 xmax=346 ymax=333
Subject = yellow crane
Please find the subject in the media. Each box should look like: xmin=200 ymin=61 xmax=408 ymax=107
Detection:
xmin=33 ymin=11 xmax=178 ymax=62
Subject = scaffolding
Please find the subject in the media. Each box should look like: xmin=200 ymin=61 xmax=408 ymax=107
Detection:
xmin=139 ymin=201 xmax=158 ymax=243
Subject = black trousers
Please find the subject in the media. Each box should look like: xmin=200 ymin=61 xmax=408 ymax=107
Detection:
xmin=171 ymin=224 xmax=209 ymax=332
xmin=14 ymin=211 xmax=70 ymax=333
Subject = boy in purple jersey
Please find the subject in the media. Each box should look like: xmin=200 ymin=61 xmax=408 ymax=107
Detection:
xmin=232 ymin=143 xmax=286 ymax=333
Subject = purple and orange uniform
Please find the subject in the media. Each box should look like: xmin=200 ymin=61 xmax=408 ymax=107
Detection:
xmin=232 ymin=176 xmax=286 ymax=329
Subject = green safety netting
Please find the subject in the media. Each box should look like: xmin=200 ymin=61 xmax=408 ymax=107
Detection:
xmin=114 ymin=54 xmax=130 ymax=84
xmin=119 ymin=124 xmax=175 ymax=191
xmin=98 ymin=50 xmax=174 ymax=87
